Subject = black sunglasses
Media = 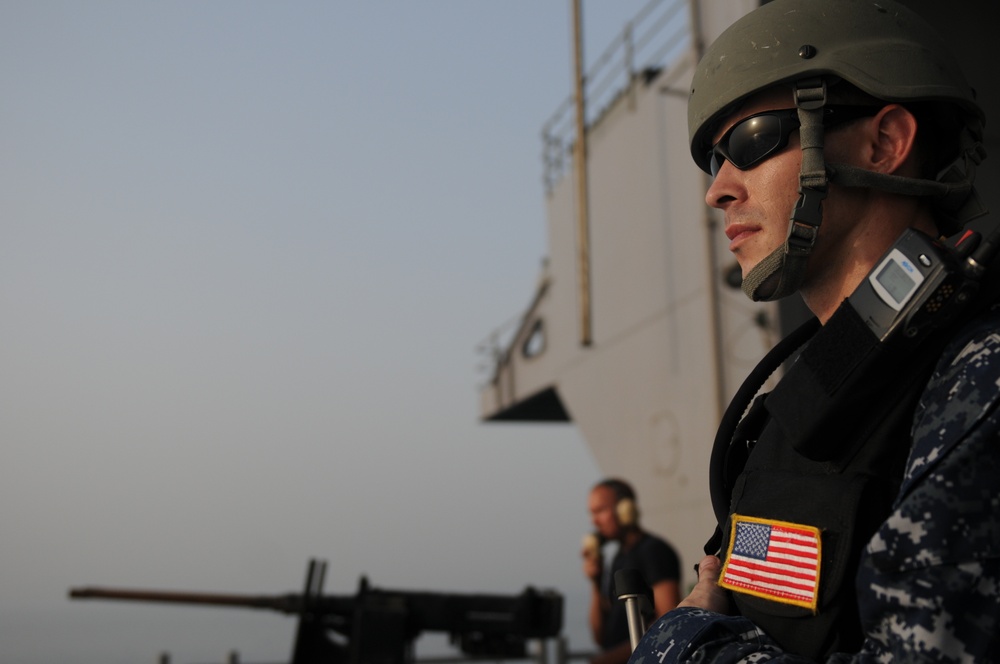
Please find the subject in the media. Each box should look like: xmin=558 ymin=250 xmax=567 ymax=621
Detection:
xmin=706 ymin=105 xmax=880 ymax=177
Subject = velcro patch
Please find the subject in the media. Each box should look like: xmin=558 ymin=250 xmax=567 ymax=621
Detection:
xmin=719 ymin=515 xmax=822 ymax=612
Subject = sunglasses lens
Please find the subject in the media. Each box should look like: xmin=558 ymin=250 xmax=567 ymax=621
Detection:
xmin=727 ymin=115 xmax=783 ymax=169
xmin=708 ymin=151 xmax=724 ymax=177
xmin=709 ymin=113 xmax=788 ymax=176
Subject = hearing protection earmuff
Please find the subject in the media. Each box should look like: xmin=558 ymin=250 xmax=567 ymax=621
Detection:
xmin=598 ymin=478 xmax=640 ymax=528
xmin=615 ymin=496 xmax=638 ymax=528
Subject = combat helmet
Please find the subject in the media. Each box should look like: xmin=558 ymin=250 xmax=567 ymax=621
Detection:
xmin=688 ymin=0 xmax=987 ymax=301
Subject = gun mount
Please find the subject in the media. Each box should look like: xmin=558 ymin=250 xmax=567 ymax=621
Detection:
xmin=69 ymin=559 xmax=563 ymax=664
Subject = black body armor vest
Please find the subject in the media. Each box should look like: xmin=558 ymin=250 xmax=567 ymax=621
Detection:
xmin=707 ymin=224 xmax=1000 ymax=659
xmin=709 ymin=303 xmax=954 ymax=659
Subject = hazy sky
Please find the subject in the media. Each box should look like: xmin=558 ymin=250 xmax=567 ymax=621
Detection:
xmin=1 ymin=2 xmax=656 ymax=662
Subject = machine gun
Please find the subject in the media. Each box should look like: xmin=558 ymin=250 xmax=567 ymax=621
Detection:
xmin=69 ymin=558 xmax=563 ymax=664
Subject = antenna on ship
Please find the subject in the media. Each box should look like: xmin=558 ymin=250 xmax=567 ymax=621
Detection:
xmin=571 ymin=0 xmax=593 ymax=347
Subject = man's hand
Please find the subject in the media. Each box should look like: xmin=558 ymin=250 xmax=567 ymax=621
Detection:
xmin=678 ymin=555 xmax=732 ymax=614
xmin=581 ymin=534 xmax=604 ymax=583
xmin=582 ymin=547 xmax=603 ymax=583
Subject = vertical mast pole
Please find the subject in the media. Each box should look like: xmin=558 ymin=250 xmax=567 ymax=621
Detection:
xmin=571 ymin=0 xmax=593 ymax=346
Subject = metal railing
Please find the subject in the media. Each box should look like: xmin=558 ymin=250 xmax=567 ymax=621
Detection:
xmin=541 ymin=0 xmax=691 ymax=194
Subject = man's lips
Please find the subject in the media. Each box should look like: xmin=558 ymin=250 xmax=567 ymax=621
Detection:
xmin=725 ymin=223 xmax=759 ymax=249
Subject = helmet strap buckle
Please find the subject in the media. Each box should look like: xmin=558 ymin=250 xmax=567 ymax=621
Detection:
xmin=742 ymin=80 xmax=830 ymax=301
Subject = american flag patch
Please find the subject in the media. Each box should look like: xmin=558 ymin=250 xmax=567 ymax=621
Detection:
xmin=718 ymin=515 xmax=822 ymax=611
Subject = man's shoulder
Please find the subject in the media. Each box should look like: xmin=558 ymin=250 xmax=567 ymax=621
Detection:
xmin=907 ymin=303 xmax=1000 ymax=485
xmin=631 ymin=532 xmax=681 ymax=569
xmin=631 ymin=537 xmax=681 ymax=586
xmin=947 ymin=299 xmax=1000 ymax=352
xmin=922 ymin=301 xmax=1000 ymax=412
xmin=637 ymin=531 xmax=677 ymax=552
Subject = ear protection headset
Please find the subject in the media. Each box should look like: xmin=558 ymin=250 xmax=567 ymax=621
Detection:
xmin=599 ymin=479 xmax=640 ymax=528
xmin=616 ymin=496 xmax=638 ymax=527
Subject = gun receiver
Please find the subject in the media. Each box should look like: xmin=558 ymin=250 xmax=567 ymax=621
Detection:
xmin=69 ymin=559 xmax=563 ymax=664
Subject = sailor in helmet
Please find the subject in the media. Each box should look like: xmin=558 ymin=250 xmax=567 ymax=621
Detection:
xmin=630 ymin=0 xmax=999 ymax=661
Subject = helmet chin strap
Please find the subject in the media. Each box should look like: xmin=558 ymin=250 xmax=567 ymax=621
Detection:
xmin=742 ymin=80 xmax=829 ymax=302
xmin=741 ymin=82 xmax=988 ymax=303
xmin=827 ymin=134 xmax=987 ymax=231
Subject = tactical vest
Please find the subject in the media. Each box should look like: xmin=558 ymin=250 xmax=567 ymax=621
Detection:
xmin=706 ymin=223 xmax=1000 ymax=658
xmin=708 ymin=302 xmax=956 ymax=659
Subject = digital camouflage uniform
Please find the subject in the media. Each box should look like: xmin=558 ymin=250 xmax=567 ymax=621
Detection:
xmin=628 ymin=305 xmax=1000 ymax=663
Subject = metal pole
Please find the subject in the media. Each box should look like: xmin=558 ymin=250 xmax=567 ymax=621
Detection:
xmin=615 ymin=568 xmax=650 ymax=652
xmin=571 ymin=0 xmax=592 ymax=346
xmin=622 ymin=594 xmax=646 ymax=651
xmin=555 ymin=636 xmax=568 ymax=664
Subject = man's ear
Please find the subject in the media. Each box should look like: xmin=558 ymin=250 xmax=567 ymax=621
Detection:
xmin=869 ymin=104 xmax=920 ymax=176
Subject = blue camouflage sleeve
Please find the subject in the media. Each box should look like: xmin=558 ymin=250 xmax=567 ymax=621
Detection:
xmin=854 ymin=315 xmax=1000 ymax=662
xmin=629 ymin=310 xmax=1000 ymax=664
xmin=627 ymin=607 xmax=814 ymax=663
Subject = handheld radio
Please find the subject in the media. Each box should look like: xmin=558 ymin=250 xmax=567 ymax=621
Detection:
xmin=848 ymin=224 xmax=1000 ymax=344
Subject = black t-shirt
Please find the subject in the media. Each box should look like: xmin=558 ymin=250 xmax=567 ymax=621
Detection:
xmin=602 ymin=532 xmax=681 ymax=650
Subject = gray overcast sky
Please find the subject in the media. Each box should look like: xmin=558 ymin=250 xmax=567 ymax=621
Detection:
xmin=0 ymin=2 xmax=654 ymax=662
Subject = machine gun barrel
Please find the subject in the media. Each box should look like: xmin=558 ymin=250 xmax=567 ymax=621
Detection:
xmin=68 ymin=587 xmax=321 ymax=614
